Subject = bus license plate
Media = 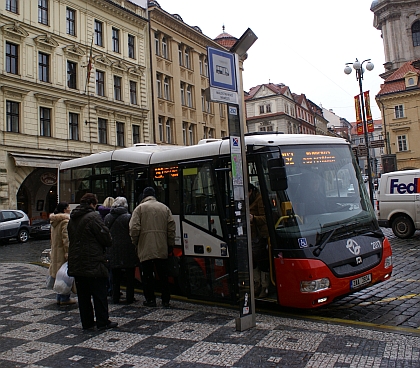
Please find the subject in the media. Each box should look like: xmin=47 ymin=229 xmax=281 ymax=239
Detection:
xmin=350 ymin=274 xmax=372 ymax=289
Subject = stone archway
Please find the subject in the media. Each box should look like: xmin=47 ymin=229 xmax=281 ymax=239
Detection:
xmin=17 ymin=169 xmax=58 ymax=221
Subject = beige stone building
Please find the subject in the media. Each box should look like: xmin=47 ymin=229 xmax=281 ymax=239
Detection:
xmin=245 ymin=83 xmax=320 ymax=135
xmin=376 ymin=61 xmax=420 ymax=170
xmin=148 ymin=2 xmax=229 ymax=145
xmin=371 ymin=0 xmax=420 ymax=170
xmin=1 ymin=0 xmax=151 ymax=217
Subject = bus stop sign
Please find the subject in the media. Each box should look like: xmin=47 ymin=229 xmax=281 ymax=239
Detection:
xmin=207 ymin=47 xmax=237 ymax=92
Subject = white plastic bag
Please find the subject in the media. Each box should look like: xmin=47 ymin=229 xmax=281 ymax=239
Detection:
xmin=53 ymin=262 xmax=74 ymax=294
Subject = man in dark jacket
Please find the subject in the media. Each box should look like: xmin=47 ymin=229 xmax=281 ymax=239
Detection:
xmin=68 ymin=193 xmax=117 ymax=330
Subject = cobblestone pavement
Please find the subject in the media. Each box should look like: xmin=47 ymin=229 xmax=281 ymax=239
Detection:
xmin=1 ymin=228 xmax=420 ymax=332
xmin=0 ymin=262 xmax=419 ymax=367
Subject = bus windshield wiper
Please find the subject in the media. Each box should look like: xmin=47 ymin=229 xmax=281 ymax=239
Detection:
xmin=312 ymin=221 xmax=360 ymax=257
xmin=312 ymin=227 xmax=337 ymax=257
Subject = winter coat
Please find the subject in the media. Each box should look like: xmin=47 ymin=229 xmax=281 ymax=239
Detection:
xmin=249 ymin=193 xmax=269 ymax=239
xmin=104 ymin=207 xmax=138 ymax=269
xmin=97 ymin=206 xmax=111 ymax=220
xmin=129 ymin=196 xmax=176 ymax=263
xmin=49 ymin=213 xmax=69 ymax=278
xmin=67 ymin=204 xmax=112 ymax=278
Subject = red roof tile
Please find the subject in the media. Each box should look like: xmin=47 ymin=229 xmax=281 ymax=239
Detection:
xmin=245 ymin=83 xmax=290 ymax=100
xmin=377 ymin=59 xmax=420 ymax=96
xmin=214 ymin=30 xmax=237 ymax=49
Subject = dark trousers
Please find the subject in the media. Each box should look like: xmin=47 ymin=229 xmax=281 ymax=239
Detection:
xmin=112 ymin=267 xmax=135 ymax=303
xmin=74 ymin=276 xmax=109 ymax=329
xmin=141 ymin=259 xmax=170 ymax=304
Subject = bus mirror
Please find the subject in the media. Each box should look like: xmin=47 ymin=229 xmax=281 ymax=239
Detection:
xmin=268 ymin=158 xmax=288 ymax=191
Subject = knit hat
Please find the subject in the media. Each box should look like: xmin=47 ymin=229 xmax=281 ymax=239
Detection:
xmin=143 ymin=187 xmax=155 ymax=198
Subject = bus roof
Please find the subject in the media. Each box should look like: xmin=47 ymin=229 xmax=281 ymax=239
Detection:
xmin=59 ymin=134 xmax=348 ymax=170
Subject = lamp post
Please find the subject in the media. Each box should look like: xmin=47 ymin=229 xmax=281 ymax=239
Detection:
xmin=344 ymin=58 xmax=375 ymax=206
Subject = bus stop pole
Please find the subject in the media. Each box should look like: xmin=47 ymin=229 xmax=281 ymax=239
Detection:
xmin=229 ymin=52 xmax=256 ymax=332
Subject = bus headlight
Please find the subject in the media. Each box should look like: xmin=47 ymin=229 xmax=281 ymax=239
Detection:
xmin=300 ymin=278 xmax=330 ymax=293
xmin=384 ymin=256 xmax=392 ymax=268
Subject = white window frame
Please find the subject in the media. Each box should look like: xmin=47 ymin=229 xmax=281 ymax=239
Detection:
xmin=162 ymin=37 xmax=168 ymax=59
xmin=397 ymin=134 xmax=408 ymax=152
xmin=164 ymin=77 xmax=170 ymax=100
xmin=187 ymin=85 xmax=192 ymax=107
xmin=395 ymin=105 xmax=404 ymax=119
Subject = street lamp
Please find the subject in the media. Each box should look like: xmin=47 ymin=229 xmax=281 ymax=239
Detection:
xmin=344 ymin=58 xmax=375 ymax=206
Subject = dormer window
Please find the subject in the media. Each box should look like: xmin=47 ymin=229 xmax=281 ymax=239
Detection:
xmin=404 ymin=71 xmax=418 ymax=88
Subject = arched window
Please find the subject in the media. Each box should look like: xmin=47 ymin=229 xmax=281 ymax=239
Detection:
xmin=412 ymin=20 xmax=420 ymax=47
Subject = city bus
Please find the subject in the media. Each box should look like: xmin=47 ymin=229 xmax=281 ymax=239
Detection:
xmin=58 ymin=133 xmax=392 ymax=309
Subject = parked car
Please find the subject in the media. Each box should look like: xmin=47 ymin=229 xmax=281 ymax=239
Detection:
xmin=0 ymin=210 xmax=31 ymax=243
xmin=347 ymin=183 xmax=356 ymax=196
xmin=30 ymin=219 xmax=51 ymax=239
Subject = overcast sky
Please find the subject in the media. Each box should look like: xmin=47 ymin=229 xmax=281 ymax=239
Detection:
xmin=150 ymin=0 xmax=385 ymax=123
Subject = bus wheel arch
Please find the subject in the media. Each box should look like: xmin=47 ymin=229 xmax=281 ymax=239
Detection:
xmin=391 ymin=214 xmax=415 ymax=239
xmin=177 ymin=259 xmax=208 ymax=296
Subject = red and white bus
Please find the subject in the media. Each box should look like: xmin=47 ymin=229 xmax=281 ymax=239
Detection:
xmin=58 ymin=133 xmax=392 ymax=308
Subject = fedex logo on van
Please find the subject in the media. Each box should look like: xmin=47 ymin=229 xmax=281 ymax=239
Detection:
xmin=390 ymin=178 xmax=420 ymax=194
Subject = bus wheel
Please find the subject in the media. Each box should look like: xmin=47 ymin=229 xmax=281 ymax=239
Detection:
xmin=392 ymin=216 xmax=415 ymax=239
xmin=177 ymin=263 xmax=208 ymax=296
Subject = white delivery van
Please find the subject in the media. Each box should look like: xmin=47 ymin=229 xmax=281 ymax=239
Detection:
xmin=376 ymin=169 xmax=420 ymax=238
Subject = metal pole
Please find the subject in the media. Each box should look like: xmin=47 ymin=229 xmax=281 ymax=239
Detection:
xmin=357 ymin=69 xmax=375 ymax=206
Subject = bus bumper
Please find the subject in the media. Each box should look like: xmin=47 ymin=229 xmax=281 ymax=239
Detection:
xmin=274 ymin=251 xmax=393 ymax=309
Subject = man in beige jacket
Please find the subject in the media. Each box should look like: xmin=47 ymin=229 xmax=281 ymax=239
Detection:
xmin=129 ymin=187 xmax=176 ymax=308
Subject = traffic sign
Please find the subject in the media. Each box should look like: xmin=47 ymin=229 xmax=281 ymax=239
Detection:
xmin=207 ymin=47 xmax=237 ymax=91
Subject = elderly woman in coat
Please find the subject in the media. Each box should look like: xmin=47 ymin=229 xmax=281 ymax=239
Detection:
xmin=104 ymin=197 xmax=138 ymax=304
xmin=49 ymin=202 xmax=76 ymax=305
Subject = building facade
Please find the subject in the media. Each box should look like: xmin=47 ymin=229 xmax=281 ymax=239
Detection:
xmin=308 ymin=99 xmax=329 ymax=136
xmin=371 ymin=0 xmax=420 ymax=78
xmin=1 ymin=0 xmax=151 ymax=217
xmin=148 ymin=2 xmax=228 ymax=145
xmin=245 ymin=83 xmax=316 ymax=134
xmin=371 ymin=0 xmax=420 ymax=170
xmin=376 ymin=60 xmax=420 ymax=170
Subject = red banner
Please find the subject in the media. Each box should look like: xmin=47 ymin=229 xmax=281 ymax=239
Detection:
xmin=354 ymin=95 xmax=363 ymax=135
xmin=363 ymin=91 xmax=374 ymax=133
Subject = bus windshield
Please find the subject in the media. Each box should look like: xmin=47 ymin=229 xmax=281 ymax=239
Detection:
xmin=259 ymin=144 xmax=376 ymax=249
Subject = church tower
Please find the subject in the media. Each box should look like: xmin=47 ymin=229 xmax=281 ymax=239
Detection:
xmin=371 ymin=0 xmax=420 ymax=79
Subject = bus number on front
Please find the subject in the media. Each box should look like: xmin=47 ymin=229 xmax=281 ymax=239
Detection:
xmin=371 ymin=240 xmax=381 ymax=250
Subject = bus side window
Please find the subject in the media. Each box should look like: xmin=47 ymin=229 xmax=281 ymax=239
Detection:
xmin=182 ymin=163 xmax=221 ymax=235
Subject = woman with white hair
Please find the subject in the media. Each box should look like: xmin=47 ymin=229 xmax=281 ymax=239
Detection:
xmin=104 ymin=197 xmax=139 ymax=304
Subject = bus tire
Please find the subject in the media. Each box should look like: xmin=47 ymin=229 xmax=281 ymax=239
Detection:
xmin=177 ymin=262 xmax=208 ymax=296
xmin=392 ymin=215 xmax=415 ymax=239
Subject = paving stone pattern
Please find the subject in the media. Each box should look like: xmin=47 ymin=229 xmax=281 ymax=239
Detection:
xmin=0 ymin=263 xmax=419 ymax=367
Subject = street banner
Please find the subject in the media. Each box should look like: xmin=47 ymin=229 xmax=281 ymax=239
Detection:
xmin=364 ymin=91 xmax=374 ymax=133
xmin=354 ymin=95 xmax=363 ymax=135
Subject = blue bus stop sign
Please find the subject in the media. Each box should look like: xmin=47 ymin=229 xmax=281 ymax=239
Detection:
xmin=207 ymin=47 xmax=237 ymax=92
